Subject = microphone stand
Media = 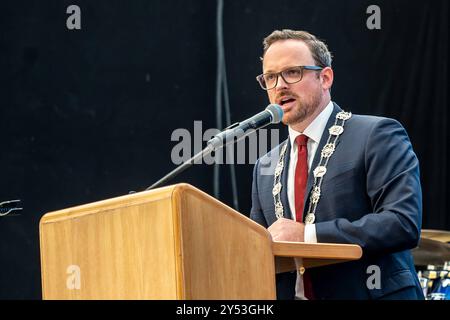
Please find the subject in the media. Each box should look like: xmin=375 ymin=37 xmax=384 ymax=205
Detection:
xmin=141 ymin=103 xmax=282 ymax=192
xmin=144 ymin=144 xmax=215 ymax=191
xmin=143 ymin=122 xmax=241 ymax=192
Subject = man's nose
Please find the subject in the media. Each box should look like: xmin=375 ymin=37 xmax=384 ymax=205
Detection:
xmin=275 ymin=74 xmax=289 ymax=90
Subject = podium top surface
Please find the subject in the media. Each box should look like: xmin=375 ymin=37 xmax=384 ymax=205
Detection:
xmin=41 ymin=183 xmax=362 ymax=264
xmin=40 ymin=184 xmax=197 ymax=224
xmin=273 ymin=241 xmax=362 ymax=260
xmin=41 ymin=183 xmax=270 ymax=234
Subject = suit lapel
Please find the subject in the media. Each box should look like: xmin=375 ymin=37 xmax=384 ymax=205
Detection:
xmin=303 ymin=103 xmax=343 ymax=217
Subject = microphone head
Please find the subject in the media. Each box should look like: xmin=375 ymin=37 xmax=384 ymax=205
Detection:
xmin=265 ymin=104 xmax=284 ymax=124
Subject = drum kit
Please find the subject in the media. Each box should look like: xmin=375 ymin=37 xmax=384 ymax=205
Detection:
xmin=413 ymin=229 xmax=450 ymax=300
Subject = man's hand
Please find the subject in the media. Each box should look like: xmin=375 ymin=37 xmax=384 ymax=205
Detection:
xmin=268 ymin=218 xmax=305 ymax=242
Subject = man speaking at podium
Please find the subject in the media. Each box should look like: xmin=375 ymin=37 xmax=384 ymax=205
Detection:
xmin=250 ymin=30 xmax=424 ymax=300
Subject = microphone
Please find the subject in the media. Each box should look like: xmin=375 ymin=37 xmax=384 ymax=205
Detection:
xmin=207 ymin=104 xmax=283 ymax=150
xmin=144 ymin=104 xmax=283 ymax=191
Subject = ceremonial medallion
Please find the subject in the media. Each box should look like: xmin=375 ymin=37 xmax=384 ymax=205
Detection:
xmin=329 ymin=125 xmax=344 ymax=136
xmin=311 ymin=186 xmax=321 ymax=204
xmin=305 ymin=213 xmax=316 ymax=224
xmin=336 ymin=111 xmax=352 ymax=121
xmin=321 ymin=143 xmax=335 ymax=158
xmin=313 ymin=166 xmax=327 ymax=178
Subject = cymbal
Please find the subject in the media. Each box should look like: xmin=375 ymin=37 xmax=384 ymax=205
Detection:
xmin=412 ymin=237 xmax=450 ymax=266
xmin=421 ymin=229 xmax=450 ymax=243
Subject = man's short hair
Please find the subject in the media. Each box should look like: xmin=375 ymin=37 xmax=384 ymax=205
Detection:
xmin=262 ymin=29 xmax=333 ymax=68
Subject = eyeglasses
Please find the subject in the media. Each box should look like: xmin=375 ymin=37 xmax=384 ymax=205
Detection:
xmin=256 ymin=65 xmax=323 ymax=90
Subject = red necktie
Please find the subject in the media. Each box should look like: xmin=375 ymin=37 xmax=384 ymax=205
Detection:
xmin=294 ymin=135 xmax=308 ymax=222
xmin=294 ymin=134 xmax=314 ymax=300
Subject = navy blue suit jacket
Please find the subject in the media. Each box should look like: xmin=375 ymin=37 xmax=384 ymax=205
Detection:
xmin=250 ymin=102 xmax=424 ymax=300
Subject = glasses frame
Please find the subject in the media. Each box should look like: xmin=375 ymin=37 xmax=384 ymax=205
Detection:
xmin=256 ymin=65 xmax=323 ymax=90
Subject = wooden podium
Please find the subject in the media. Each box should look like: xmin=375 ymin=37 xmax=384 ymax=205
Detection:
xmin=39 ymin=183 xmax=362 ymax=299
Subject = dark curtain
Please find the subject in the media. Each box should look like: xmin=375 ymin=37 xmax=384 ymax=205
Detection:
xmin=0 ymin=0 xmax=447 ymax=299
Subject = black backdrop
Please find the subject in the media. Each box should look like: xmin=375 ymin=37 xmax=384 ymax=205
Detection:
xmin=0 ymin=0 xmax=448 ymax=299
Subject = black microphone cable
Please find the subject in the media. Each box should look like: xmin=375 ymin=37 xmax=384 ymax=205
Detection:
xmin=215 ymin=0 xmax=239 ymax=210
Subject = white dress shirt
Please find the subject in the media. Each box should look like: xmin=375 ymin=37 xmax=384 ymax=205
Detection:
xmin=286 ymin=100 xmax=334 ymax=298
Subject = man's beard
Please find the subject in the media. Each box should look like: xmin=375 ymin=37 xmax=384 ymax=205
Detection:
xmin=282 ymin=90 xmax=323 ymax=126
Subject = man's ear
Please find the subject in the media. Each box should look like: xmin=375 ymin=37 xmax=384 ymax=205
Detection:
xmin=321 ymin=67 xmax=334 ymax=90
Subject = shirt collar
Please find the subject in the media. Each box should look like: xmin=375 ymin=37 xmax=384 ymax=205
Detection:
xmin=288 ymin=100 xmax=334 ymax=146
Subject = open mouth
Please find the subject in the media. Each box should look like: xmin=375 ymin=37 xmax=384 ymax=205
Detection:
xmin=279 ymin=97 xmax=296 ymax=108
xmin=280 ymin=98 xmax=295 ymax=105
